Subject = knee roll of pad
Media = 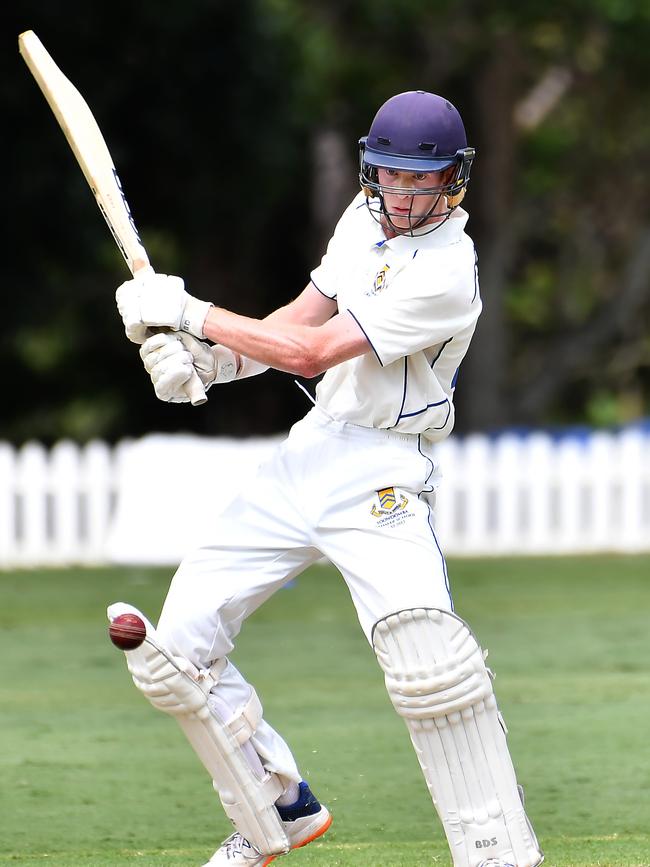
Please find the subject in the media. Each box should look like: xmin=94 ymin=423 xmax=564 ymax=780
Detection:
xmin=374 ymin=608 xmax=494 ymax=720
xmin=372 ymin=608 xmax=543 ymax=867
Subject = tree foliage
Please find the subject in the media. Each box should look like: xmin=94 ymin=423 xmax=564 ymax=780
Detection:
xmin=4 ymin=0 xmax=649 ymax=443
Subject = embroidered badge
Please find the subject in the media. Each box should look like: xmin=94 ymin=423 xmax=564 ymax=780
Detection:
xmin=371 ymin=263 xmax=391 ymax=294
xmin=370 ymin=486 xmax=414 ymax=528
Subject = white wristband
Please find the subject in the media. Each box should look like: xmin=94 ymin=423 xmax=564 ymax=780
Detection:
xmin=237 ymin=356 xmax=270 ymax=380
xmin=210 ymin=346 xmax=239 ymax=383
xmin=182 ymin=296 xmax=214 ymax=338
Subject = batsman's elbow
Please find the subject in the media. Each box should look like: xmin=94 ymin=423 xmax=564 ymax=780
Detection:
xmin=291 ymin=328 xmax=365 ymax=377
xmin=286 ymin=323 xmax=364 ymax=377
xmin=283 ymin=331 xmax=328 ymax=378
xmin=291 ymin=353 xmax=328 ymax=379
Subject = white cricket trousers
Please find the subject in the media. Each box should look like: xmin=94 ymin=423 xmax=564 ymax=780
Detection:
xmin=157 ymin=405 xmax=453 ymax=782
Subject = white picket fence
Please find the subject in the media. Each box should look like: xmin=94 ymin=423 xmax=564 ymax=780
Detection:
xmin=1 ymin=427 xmax=649 ymax=568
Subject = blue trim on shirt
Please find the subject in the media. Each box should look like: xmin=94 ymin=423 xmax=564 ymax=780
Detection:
xmin=429 ymin=338 xmax=460 ymax=393
xmin=429 ymin=337 xmax=453 ymax=369
xmin=310 ymin=278 xmax=337 ymax=301
xmin=417 ymin=434 xmax=452 ymax=608
xmin=399 ymin=398 xmax=450 ymax=428
xmin=347 ymin=310 xmax=384 ymax=366
xmin=472 ymin=247 xmax=479 ymax=303
xmin=389 ymin=358 xmax=409 ymax=428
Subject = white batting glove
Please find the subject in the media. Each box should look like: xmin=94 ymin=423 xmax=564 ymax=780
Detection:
xmin=116 ymin=272 xmax=213 ymax=344
xmin=140 ymin=333 xmax=238 ymax=403
xmin=179 ymin=333 xmax=239 ymax=385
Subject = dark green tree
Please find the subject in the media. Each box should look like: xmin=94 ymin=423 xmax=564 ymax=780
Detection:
xmin=4 ymin=0 xmax=649 ymax=443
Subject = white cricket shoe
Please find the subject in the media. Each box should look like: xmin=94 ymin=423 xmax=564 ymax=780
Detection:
xmin=202 ymin=782 xmax=332 ymax=866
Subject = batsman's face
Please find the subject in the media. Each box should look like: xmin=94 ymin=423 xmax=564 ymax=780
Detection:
xmin=378 ymin=167 xmax=450 ymax=231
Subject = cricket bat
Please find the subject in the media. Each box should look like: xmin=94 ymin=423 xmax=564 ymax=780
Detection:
xmin=18 ymin=30 xmax=207 ymax=406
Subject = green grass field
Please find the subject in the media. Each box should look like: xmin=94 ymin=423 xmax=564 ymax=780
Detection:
xmin=1 ymin=556 xmax=649 ymax=867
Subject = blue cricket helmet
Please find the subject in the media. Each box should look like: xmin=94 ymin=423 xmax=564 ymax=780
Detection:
xmin=359 ymin=90 xmax=475 ymax=228
xmin=363 ymin=90 xmax=468 ymax=171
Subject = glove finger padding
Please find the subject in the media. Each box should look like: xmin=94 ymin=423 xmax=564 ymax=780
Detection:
xmin=138 ymin=274 xmax=188 ymax=329
xmin=127 ymin=324 xmax=155 ymax=345
xmin=140 ymin=332 xmax=188 ymax=373
xmin=116 ymin=275 xmax=159 ymax=345
xmin=140 ymin=332 xmax=194 ymax=403
xmin=152 ymin=356 xmax=195 ymax=403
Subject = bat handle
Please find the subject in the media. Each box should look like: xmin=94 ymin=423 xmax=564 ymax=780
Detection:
xmin=132 ymin=261 xmax=154 ymax=277
xmin=185 ymin=369 xmax=208 ymax=406
xmin=131 ymin=262 xmax=208 ymax=407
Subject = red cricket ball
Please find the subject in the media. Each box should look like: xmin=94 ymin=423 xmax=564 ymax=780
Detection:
xmin=109 ymin=613 xmax=147 ymax=650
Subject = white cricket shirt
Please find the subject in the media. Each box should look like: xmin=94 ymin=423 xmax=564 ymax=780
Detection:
xmin=310 ymin=192 xmax=481 ymax=442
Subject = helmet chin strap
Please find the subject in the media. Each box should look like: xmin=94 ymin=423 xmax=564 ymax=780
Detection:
xmin=445 ymin=188 xmax=466 ymax=208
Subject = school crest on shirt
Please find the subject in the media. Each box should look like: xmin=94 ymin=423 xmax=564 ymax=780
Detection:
xmin=370 ymin=486 xmax=413 ymax=528
xmin=368 ymin=263 xmax=391 ymax=295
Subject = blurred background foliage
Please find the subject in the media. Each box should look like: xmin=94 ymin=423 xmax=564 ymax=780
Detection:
xmin=3 ymin=0 xmax=650 ymax=443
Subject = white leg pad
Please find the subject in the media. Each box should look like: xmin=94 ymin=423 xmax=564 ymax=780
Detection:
xmin=107 ymin=603 xmax=288 ymax=856
xmin=372 ymin=608 xmax=543 ymax=867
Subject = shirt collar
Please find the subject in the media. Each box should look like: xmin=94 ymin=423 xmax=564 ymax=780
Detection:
xmin=370 ymin=207 xmax=469 ymax=253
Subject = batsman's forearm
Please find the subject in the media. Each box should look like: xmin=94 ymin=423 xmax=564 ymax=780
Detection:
xmin=203 ymin=306 xmax=325 ymax=378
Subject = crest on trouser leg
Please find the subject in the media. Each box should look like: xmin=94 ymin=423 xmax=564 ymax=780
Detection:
xmin=372 ymin=486 xmax=410 ymax=515
xmin=370 ymin=487 xmax=412 ymax=527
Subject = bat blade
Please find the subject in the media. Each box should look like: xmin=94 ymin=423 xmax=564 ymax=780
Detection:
xmin=19 ymin=29 xmax=149 ymax=275
xmin=18 ymin=30 xmax=207 ymax=406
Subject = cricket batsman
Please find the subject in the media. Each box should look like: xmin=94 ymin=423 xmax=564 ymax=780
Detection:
xmin=113 ymin=90 xmax=544 ymax=867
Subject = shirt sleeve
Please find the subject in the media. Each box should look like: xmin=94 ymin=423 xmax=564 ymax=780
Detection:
xmin=310 ymin=229 xmax=345 ymax=300
xmin=310 ymin=193 xmax=366 ymax=300
xmin=346 ymin=256 xmax=481 ymax=367
xmin=310 ymin=249 xmax=339 ymax=300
